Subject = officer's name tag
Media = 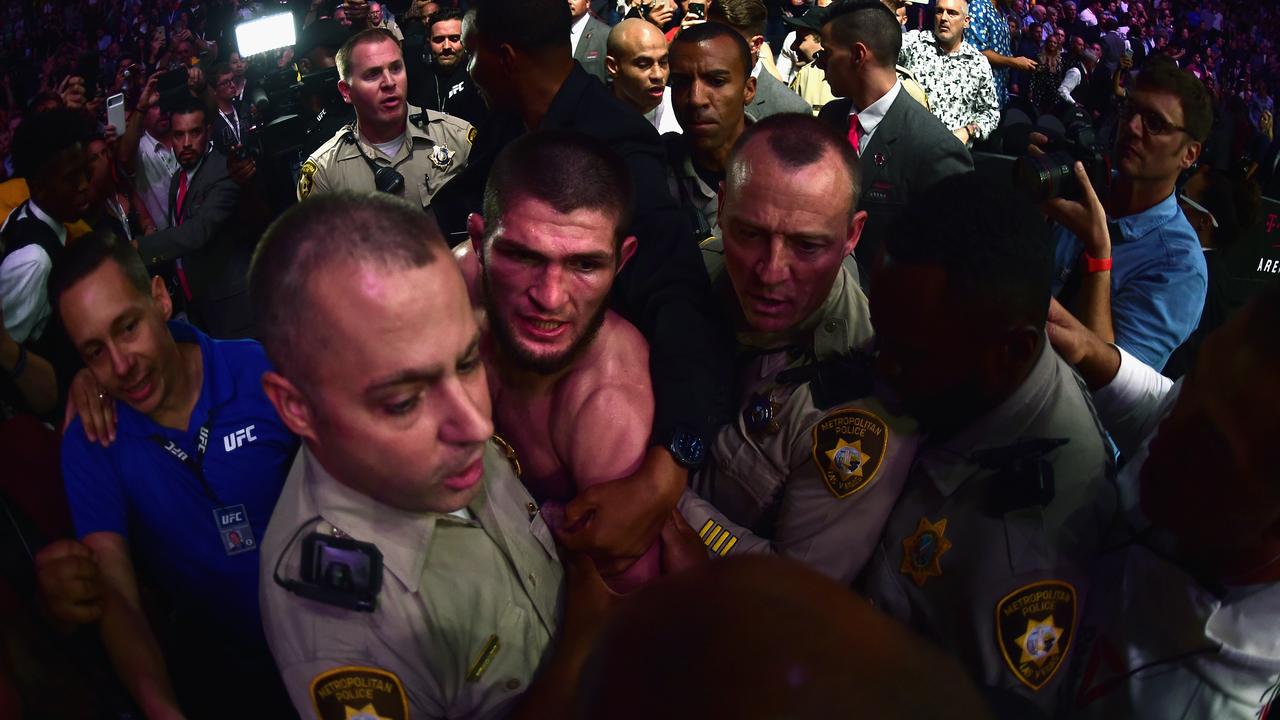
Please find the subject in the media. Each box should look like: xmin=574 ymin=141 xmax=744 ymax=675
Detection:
xmin=213 ymin=504 xmax=256 ymax=556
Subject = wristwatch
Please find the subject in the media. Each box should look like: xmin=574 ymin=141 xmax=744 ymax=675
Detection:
xmin=663 ymin=427 xmax=707 ymax=470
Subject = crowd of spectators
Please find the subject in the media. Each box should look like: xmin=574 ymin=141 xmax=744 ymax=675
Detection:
xmin=1 ymin=0 xmax=1279 ymax=718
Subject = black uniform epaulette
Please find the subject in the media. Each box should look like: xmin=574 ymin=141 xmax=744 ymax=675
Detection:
xmin=970 ymin=437 xmax=1069 ymax=515
xmin=409 ymin=111 xmax=429 ymax=129
xmin=775 ymin=351 xmax=875 ymax=410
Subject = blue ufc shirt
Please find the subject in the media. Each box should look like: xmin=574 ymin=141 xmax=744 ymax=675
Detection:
xmin=62 ymin=321 xmax=299 ymax=649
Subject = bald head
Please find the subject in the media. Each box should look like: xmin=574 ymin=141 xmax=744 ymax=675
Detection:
xmin=607 ymin=18 xmax=670 ymax=114
xmin=574 ymin=556 xmax=992 ymax=719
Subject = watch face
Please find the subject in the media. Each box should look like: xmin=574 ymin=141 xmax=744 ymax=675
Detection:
xmin=674 ymin=431 xmax=706 ymax=466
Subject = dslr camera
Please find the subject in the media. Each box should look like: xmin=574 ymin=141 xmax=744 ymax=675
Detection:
xmin=1013 ymin=107 xmax=1110 ymax=203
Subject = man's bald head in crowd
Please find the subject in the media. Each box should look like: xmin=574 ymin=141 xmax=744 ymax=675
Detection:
xmin=607 ymin=18 xmax=671 ymax=114
xmin=574 ymin=556 xmax=992 ymax=719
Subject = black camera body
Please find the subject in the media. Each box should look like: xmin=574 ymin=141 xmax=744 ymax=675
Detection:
xmin=156 ymin=65 xmax=191 ymax=113
xmin=1013 ymin=108 xmax=1110 ymax=203
xmin=297 ymin=532 xmax=384 ymax=612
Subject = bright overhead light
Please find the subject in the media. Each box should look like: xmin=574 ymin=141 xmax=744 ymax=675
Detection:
xmin=235 ymin=12 xmax=297 ymax=57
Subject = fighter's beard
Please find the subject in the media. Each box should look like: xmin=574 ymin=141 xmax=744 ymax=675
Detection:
xmin=482 ymin=269 xmax=607 ymax=376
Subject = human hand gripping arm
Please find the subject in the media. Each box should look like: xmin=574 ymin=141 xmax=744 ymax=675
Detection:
xmin=82 ymin=532 xmax=186 ymax=720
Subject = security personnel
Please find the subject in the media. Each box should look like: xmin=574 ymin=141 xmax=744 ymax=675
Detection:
xmin=676 ymin=114 xmax=918 ymax=586
xmin=298 ymin=28 xmax=474 ymax=210
xmin=663 ymin=23 xmax=757 ymax=243
xmin=857 ymin=174 xmax=1116 ymax=715
xmin=251 ymin=193 xmax=568 ymax=719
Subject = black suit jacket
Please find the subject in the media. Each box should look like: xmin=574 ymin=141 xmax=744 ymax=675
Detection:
xmin=819 ymin=92 xmax=974 ymax=278
xmin=138 ymin=149 xmax=252 ymax=336
xmin=432 ymin=63 xmax=734 ymax=443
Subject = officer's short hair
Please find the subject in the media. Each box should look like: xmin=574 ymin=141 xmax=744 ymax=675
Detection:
xmin=49 ymin=228 xmax=151 ymax=316
xmin=336 ymin=28 xmax=401 ymax=83
xmin=482 ymin=130 xmax=633 ymax=256
xmin=824 ymin=0 xmax=902 ymax=68
xmin=726 ymin=113 xmax=861 ymax=222
xmin=885 ymin=172 xmax=1052 ymax=331
xmin=250 ymin=192 xmax=447 ymax=380
xmin=427 ymin=7 xmax=465 ymax=34
xmin=707 ymin=0 xmax=768 ymax=37
xmin=670 ymin=21 xmax=753 ymax=78
xmin=12 ymin=108 xmax=92 ymax=183
xmin=473 ymin=0 xmax=571 ymax=54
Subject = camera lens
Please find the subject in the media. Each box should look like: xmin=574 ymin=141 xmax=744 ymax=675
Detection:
xmin=1013 ymin=151 xmax=1076 ymax=203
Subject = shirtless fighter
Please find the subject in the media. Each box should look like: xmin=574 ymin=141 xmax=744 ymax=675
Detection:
xmin=455 ymin=131 xmax=659 ymax=591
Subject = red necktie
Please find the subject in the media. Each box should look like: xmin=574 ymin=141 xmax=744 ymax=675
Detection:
xmin=175 ymin=171 xmax=189 ymax=224
xmin=847 ymin=114 xmax=863 ymax=155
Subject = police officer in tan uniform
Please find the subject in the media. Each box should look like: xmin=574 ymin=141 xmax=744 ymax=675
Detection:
xmin=857 ymin=175 xmax=1116 ymax=716
xmin=297 ymin=28 xmax=473 ymax=210
xmin=676 ymin=114 xmax=919 ymax=586
xmin=250 ymin=193 xmax=584 ymax=720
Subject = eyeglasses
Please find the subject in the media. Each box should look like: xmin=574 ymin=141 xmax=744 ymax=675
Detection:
xmin=1178 ymin=194 xmax=1218 ymax=228
xmin=1120 ymin=100 xmax=1191 ymax=137
xmin=216 ymin=77 xmax=236 ymax=87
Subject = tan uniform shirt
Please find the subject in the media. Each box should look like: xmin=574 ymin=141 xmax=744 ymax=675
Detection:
xmin=260 ymin=441 xmax=563 ymax=720
xmin=860 ymin=341 xmax=1116 ymax=715
xmin=297 ymin=105 xmax=474 ymax=210
xmin=677 ymin=244 xmax=919 ymax=585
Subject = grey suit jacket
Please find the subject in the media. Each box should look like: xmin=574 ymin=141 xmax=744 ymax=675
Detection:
xmin=819 ymin=92 xmax=973 ymax=280
xmin=574 ymin=16 xmax=612 ymax=85
xmin=749 ymin=70 xmax=812 ymax=120
xmin=138 ymin=148 xmax=253 ymax=335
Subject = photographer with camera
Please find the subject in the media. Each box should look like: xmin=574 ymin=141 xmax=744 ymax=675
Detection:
xmin=298 ymin=28 xmax=474 ymax=212
xmin=1047 ymin=64 xmax=1211 ymax=371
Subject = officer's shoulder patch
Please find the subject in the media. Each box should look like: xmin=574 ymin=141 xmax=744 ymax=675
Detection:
xmin=298 ymin=159 xmax=319 ymax=200
xmin=467 ymin=126 xmax=477 ymax=145
xmin=810 ymin=407 xmax=888 ymax=498
xmin=995 ymin=580 xmax=1077 ymax=691
xmin=310 ymin=665 xmax=408 ymax=720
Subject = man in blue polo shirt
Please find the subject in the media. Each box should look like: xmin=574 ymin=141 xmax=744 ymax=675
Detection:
xmin=49 ymin=230 xmax=298 ymax=719
xmin=1050 ymin=64 xmax=1210 ymax=371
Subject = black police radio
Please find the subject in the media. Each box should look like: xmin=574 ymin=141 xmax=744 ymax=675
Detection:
xmin=345 ymin=128 xmax=406 ymax=195
xmin=273 ymin=519 xmax=384 ymax=612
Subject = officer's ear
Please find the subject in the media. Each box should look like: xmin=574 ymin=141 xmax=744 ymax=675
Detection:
xmin=844 ymin=209 xmax=867 ymax=257
xmin=337 ymin=79 xmax=353 ymax=105
xmin=606 ymin=54 xmax=619 ymax=79
xmin=262 ymin=371 xmax=319 ymax=443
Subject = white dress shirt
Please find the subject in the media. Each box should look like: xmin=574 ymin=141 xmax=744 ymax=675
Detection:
xmin=847 ymin=79 xmax=903 ymax=156
xmin=0 ymin=199 xmax=67 ymax=343
xmin=570 ymin=12 xmax=591 ymax=56
xmin=134 ymin=131 xmax=179 ymax=231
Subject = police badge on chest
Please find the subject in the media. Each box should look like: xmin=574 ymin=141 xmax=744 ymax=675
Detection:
xmin=429 ymin=143 xmax=455 ymax=170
